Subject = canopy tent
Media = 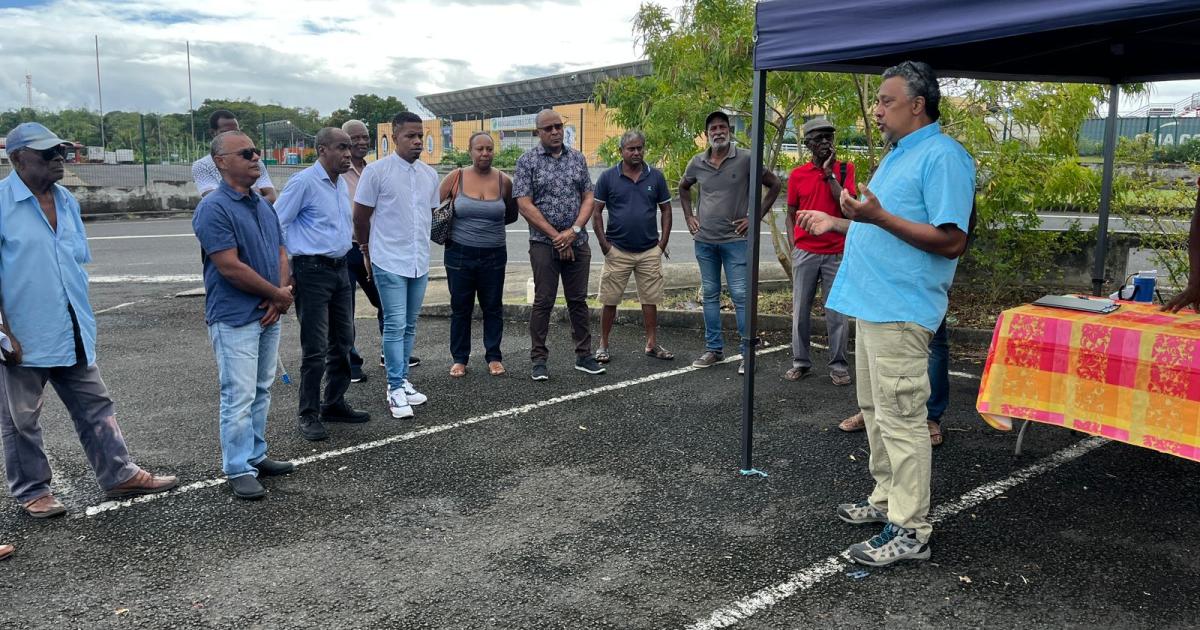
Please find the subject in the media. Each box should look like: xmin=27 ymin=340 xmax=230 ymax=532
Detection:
xmin=737 ymin=0 xmax=1200 ymax=471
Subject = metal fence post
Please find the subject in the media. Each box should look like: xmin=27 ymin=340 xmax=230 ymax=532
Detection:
xmin=140 ymin=113 xmax=149 ymax=188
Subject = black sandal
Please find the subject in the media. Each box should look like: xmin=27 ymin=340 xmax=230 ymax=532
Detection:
xmin=645 ymin=345 xmax=675 ymax=360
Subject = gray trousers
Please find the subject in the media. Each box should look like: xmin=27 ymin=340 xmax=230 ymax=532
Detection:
xmin=0 ymin=362 xmax=139 ymax=504
xmin=790 ymin=248 xmax=849 ymax=373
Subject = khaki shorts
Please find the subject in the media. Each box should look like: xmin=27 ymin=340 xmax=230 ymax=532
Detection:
xmin=598 ymin=245 xmax=664 ymax=306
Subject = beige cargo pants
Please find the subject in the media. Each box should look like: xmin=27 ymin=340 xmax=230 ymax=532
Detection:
xmin=856 ymin=320 xmax=934 ymax=543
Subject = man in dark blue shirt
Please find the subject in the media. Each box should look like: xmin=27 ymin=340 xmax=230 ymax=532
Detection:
xmin=591 ymin=130 xmax=674 ymax=363
xmin=192 ymin=130 xmax=296 ymax=500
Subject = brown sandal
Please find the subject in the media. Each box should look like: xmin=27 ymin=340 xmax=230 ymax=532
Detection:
xmin=645 ymin=345 xmax=675 ymax=360
xmin=928 ymin=420 xmax=944 ymax=447
xmin=838 ymin=412 xmax=866 ymax=432
xmin=488 ymin=361 xmax=506 ymax=376
xmin=449 ymin=363 xmax=467 ymax=378
xmin=0 ymin=544 xmax=13 ymax=561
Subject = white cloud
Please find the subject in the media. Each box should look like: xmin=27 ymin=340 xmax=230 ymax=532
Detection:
xmin=0 ymin=0 xmax=677 ymax=116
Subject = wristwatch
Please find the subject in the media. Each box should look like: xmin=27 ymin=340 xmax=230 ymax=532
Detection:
xmin=571 ymin=225 xmax=583 ymax=234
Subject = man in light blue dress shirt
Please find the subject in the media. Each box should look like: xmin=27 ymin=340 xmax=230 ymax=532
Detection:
xmin=275 ymin=127 xmax=370 ymax=442
xmin=798 ymin=62 xmax=975 ymax=567
xmin=0 ymin=123 xmax=178 ymax=518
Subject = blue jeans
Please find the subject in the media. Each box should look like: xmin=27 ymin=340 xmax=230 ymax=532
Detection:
xmin=445 ymin=243 xmax=507 ymax=365
xmin=694 ymin=240 xmax=748 ymax=355
xmin=373 ymin=265 xmax=428 ymax=389
xmin=207 ymin=321 xmax=280 ymax=479
xmin=926 ymin=317 xmax=949 ymax=423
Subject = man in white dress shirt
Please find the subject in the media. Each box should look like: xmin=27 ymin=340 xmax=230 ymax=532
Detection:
xmin=352 ymin=112 xmax=438 ymax=420
xmin=192 ymin=110 xmax=277 ymax=203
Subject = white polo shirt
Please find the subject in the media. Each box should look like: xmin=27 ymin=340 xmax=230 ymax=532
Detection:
xmin=353 ymin=153 xmax=440 ymax=278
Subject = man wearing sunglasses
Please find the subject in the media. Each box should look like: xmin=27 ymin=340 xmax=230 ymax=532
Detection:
xmin=513 ymin=109 xmax=605 ymax=381
xmin=192 ymin=110 xmax=277 ymax=204
xmin=274 ymin=128 xmax=370 ymax=442
xmin=0 ymin=123 xmax=179 ymax=518
xmin=192 ymin=130 xmax=295 ymax=500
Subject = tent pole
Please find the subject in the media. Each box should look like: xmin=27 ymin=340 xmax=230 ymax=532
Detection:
xmin=740 ymin=69 xmax=768 ymax=474
xmin=1092 ymin=83 xmax=1120 ymax=296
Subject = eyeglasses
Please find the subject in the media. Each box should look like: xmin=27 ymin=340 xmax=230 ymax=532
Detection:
xmin=538 ymin=123 xmax=564 ymax=133
xmin=31 ymin=145 xmax=68 ymax=161
xmin=219 ymin=147 xmax=262 ymax=161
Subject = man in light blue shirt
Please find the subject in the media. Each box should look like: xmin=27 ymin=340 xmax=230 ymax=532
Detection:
xmin=800 ymin=62 xmax=975 ymax=567
xmin=0 ymin=123 xmax=177 ymax=518
xmin=275 ymin=127 xmax=369 ymax=441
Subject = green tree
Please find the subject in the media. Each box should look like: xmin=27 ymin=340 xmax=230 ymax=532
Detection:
xmin=342 ymin=94 xmax=410 ymax=141
xmin=594 ymin=0 xmax=885 ymax=279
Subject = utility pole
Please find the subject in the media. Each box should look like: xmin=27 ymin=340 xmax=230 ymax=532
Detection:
xmin=95 ymin=35 xmax=106 ymax=148
xmin=187 ymin=41 xmax=195 ymax=161
xmin=24 ymin=71 xmax=33 ymax=110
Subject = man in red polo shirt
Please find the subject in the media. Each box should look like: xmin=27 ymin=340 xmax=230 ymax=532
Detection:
xmin=784 ymin=118 xmax=856 ymax=385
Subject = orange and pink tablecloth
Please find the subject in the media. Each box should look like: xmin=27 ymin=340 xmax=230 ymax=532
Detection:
xmin=976 ymin=301 xmax=1200 ymax=463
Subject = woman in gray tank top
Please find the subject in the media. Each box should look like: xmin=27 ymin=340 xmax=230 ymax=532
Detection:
xmin=438 ymin=131 xmax=517 ymax=378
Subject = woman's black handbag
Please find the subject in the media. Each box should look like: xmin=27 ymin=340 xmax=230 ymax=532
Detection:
xmin=431 ymin=169 xmax=461 ymax=245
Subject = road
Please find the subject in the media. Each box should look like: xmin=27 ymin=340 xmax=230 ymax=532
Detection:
xmin=83 ymin=214 xmax=793 ymax=283
xmin=2 ymin=279 xmax=1197 ymax=628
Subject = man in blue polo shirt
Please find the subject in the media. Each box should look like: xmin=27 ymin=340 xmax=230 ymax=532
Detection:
xmin=0 ymin=123 xmax=177 ymax=519
xmin=193 ymin=130 xmax=296 ymax=500
xmin=804 ymin=61 xmax=974 ymax=566
xmin=591 ymin=130 xmax=674 ymax=363
xmin=275 ymin=127 xmax=369 ymax=442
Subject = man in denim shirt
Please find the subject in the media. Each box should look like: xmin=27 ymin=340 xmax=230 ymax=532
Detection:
xmin=514 ymin=109 xmax=605 ymax=380
xmin=193 ymin=131 xmax=296 ymax=500
xmin=0 ymin=123 xmax=177 ymax=518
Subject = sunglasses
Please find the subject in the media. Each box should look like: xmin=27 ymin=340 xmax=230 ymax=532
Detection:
xmin=538 ymin=123 xmax=564 ymax=133
xmin=31 ymin=145 xmax=68 ymax=161
xmin=219 ymin=147 xmax=262 ymax=161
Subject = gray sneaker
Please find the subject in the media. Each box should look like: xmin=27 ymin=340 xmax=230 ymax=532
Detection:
xmin=837 ymin=500 xmax=888 ymax=524
xmin=692 ymin=351 xmax=724 ymax=368
xmin=531 ymin=363 xmax=549 ymax=381
xmin=575 ymin=355 xmax=606 ymax=375
xmin=847 ymin=523 xmax=930 ymax=567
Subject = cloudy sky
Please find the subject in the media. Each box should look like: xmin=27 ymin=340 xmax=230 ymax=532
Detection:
xmin=0 ymin=0 xmax=1197 ymax=118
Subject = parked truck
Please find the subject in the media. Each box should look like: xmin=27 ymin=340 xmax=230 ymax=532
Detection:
xmin=115 ymin=149 xmax=135 ymax=164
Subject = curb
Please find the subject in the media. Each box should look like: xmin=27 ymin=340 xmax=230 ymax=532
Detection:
xmin=419 ymin=302 xmax=998 ymax=345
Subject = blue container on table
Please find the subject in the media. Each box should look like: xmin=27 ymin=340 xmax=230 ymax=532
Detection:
xmin=1132 ymin=274 xmax=1156 ymax=303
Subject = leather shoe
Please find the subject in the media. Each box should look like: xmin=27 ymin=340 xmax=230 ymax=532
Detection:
xmin=253 ymin=458 xmax=295 ymax=477
xmin=23 ymin=494 xmax=66 ymax=518
xmin=0 ymin=544 xmax=13 ymax=561
xmin=104 ymin=469 xmax=179 ymax=500
xmin=228 ymin=475 xmax=266 ymax=500
xmin=298 ymin=414 xmax=329 ymax=441
xmin=320 ymin=402 xmax=370 ymax=424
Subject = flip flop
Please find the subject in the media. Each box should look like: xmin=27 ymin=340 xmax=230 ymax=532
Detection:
xmin=645 ymin=345 xmax=674 ymax=360
xmin=449 ymin=363 xmax=467 ymax=378
xmin=595 ymin=347 xmax=611 ymax=363
xmin=838 ymin=412 xmax=866 ymax=432
xmin=928 ymin=420 xmax=944 ymax=447
xmin=488 ymin=361 xmax=506 ymax=376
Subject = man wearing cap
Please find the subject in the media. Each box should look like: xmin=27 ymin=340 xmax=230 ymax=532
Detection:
xmin=0 ymin=123 xmax=178 ymax=518
xmin=784 ymin=118 xmax=855 ymax=386
xmin=679 ymin=111 xmax=781 ymax=375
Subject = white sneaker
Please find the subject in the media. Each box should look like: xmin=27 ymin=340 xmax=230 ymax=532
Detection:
xmin=402 ymin=379 xmax=427 ymax=406
xmin=387 ymin=387 xmax=414 ymax=419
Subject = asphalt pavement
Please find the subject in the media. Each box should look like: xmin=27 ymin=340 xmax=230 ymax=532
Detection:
xmin=1 ymin=278 xmax=1197 ymax=629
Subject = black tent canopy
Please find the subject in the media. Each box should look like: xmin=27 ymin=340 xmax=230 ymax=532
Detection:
xmin=737 ymin=0 xmax=1200 ymax=471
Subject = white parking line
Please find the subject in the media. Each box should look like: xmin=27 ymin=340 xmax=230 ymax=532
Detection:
xmin=684 ymin=436 xmax=1109 ymax=630
xmin=81 ymin=346 xmax=788 ymax=518
xmin=88 ymin=234 xmax=194 ymax=241
xmin=89 ymin=275 xmax=203 ymax=284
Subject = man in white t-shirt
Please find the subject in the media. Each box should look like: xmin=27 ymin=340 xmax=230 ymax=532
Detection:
xmin=192 ymin=110 xmax=277 ymax=203
xmin=352 ymin=112 xmax=438 ymax=420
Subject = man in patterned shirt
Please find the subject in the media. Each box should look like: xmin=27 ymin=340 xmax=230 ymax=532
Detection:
xmin=514 ymin=109 xmax=605 ymax=381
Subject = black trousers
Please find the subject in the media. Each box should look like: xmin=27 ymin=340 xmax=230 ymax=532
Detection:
xmin=292 ymin=255 xmax=354 ymax=417
xmin=528 ymin=241 xmax=592 ymax=362
xmin=445 ymin=242 xmax=507 ymax=364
